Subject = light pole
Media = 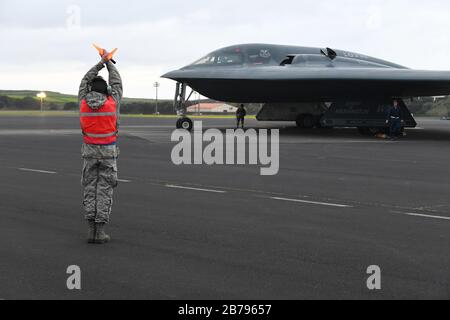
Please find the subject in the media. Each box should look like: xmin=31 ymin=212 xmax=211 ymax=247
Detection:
xmin=153 ymin=82 xmax=160 ymax=114
xmin=197 ymin=92 xmax=200 ymax=115
xmin=36 ymin=92 xmax=46 ymax=112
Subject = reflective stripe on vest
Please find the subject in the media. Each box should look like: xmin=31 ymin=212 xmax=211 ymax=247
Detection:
xmin=80 ymin=96 xmax=118 ymax=145
xmin=83 ymin=132 xmax=117 ymax=138
xmin=80 ymin=112 xmax=117 ymax=117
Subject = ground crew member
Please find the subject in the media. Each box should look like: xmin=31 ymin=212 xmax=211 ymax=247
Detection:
xmin=236 ymin=104 xmax=247 ymax=129
xmin=386 ymin=99 xmax=403 ymax=140
xmin=78 ymin=51 xmax=123 ymax=244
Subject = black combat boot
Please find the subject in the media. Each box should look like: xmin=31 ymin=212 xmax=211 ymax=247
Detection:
xmin=94 ymin=223 xmax=111 ymax=244
xmin=87 ymin=220 xmax=96 ymax=244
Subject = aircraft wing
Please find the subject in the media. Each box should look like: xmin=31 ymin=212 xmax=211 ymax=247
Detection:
xmin=163 ymin=67 xmax=450 ymax=102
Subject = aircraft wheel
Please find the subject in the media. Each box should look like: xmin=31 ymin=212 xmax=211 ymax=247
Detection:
xmin=296 ymin=114 xmax=315 ymax=129
xmin=302 ymin=114 xmax=315 ymax=129
xmin=316 ymin=118 xmax=332 ymax=129
xmin=176 ymin=117 xmax=193 ymax=131
xmin=296 ymin=115 xmax=305 ymax=128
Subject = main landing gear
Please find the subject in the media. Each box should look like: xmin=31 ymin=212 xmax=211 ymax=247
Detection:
xmin=174 ymin=82 xmax=194 ymax=131
xmin=296 ymin=114 xmax=324 ymax=129
xmin=296 ymin=114 xmax=316 ymax=129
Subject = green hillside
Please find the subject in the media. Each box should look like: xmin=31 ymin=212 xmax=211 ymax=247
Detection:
xmin=0 ymin=90 xmax=77 ymax=104
xmin=0 ymin=90 xmax=159 ymax=104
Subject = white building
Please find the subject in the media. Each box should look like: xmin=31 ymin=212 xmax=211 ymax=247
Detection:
xmin=187 ymin=103 xmax=237 ymax=114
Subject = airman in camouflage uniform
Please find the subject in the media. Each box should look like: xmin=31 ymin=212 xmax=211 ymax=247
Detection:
xmin=78 ymin=54 xmax=122 ymax=244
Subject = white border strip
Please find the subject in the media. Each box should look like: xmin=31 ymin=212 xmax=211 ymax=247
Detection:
xmin=18 ymin=168 xmax=57 ymax=174
xmin=271 ymin=197 xmax=353 ymax=208
xmin=392 ymin=211 xmax=450 ymax=221
xmin=166 ymin=184 xmax=226 ymax=194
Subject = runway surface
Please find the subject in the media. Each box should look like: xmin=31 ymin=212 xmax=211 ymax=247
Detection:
xmin=0 ymin=115 xmax=449 ymax=300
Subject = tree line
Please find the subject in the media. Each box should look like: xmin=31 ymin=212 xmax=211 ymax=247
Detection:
xmin=0 ymin=95 xmax=177 ymax=114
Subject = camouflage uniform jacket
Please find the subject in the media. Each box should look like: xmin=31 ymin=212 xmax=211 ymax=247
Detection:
xmin=78 ymin=61 xmax=123 ymax=159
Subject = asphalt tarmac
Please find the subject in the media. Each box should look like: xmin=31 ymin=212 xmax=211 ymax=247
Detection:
xmin=0 ymin=115 xmax=449 ymax=300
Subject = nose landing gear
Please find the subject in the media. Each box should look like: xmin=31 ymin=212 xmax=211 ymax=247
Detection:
xmin=174 ymin=82 xmax=194 ymax=131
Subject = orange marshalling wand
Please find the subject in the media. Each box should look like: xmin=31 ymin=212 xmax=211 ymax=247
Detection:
xmin=93 ymin=44 xmax=118 ymax=64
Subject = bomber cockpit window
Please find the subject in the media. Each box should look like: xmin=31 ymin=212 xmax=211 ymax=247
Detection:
xmin=216 ymin=52 xmax=243 ymax=65
xmin=192 ymin=54 xmax=216 ymax=66
xmin=191 ymin=51 xmax=243 ymax=66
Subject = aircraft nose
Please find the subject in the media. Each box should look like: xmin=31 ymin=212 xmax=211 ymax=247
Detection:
xmin=161 ymin=70 xmax=176 ymax=79
xmin=162 ymin=69 xmax=194 ymax=82
xmin=161 ymin=70 xmax=187 ymax=80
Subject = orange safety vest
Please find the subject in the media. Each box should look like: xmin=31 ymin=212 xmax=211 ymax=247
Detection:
xmin=80 ymin=96 xmax=118 ymax=145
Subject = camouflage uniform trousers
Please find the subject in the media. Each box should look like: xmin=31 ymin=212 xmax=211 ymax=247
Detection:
xmin=81 ymin=144 xmax=119 ymax=224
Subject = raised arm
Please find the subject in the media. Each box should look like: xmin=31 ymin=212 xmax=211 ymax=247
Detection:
xmin=106 ymin=61 xmax=123 ymax=102
xmin=78 ymin=62 xmax=105 ymax=102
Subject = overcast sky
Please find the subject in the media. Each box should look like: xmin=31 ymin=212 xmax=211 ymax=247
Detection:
xmin=1 ymin=0 xmax=450 ymax=99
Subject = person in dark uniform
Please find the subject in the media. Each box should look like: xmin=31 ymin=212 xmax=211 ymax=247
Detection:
xmin=236 ymin=104 xmax=247 ymax=129
xmin=386 ymin=99 xmax=403 ymax=140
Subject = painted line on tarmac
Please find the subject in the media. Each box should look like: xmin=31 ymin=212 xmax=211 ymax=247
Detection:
xmin=166 ymin=184 xmax=227 ymax=194
xmin=391 ymin=211 xmax=450 ymax=221
xmin=118 ymin=179 xmax=132 ymax=183
xmin=270 ymin=197 xmax=353 ymax=208
xmin=18 ymin=168 xmax=57 ymax=175
xmin=122 ymin=125 xmax=175 ymax=129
